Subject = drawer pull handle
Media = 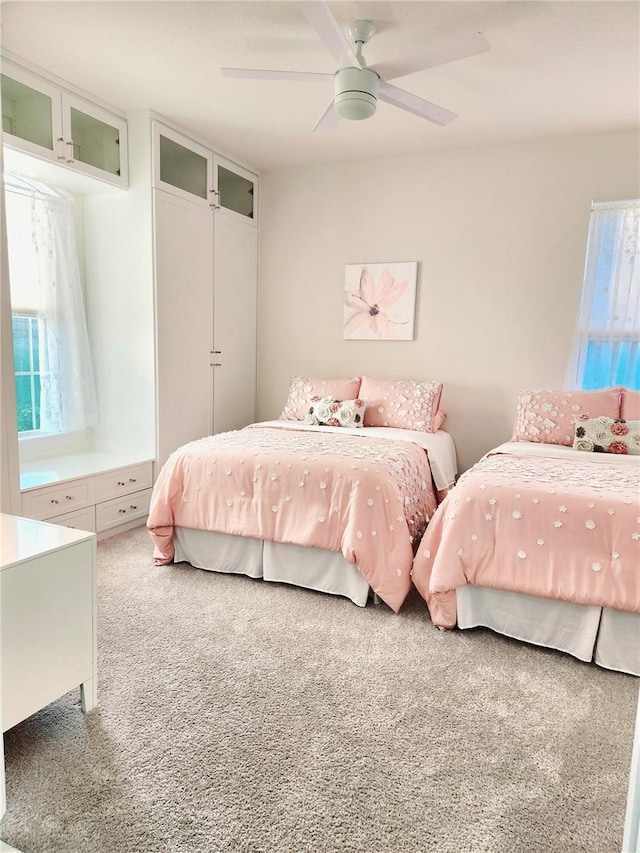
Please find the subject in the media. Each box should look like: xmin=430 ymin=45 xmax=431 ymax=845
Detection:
xmin=118 ymin=509 xmax=127 ymax=514
xmin=65 ymin=495 xmax=75 ymax=501
xmin=117 ymin=481 xmax=126 ymax=486
xmin=130 ymin=505 xmax=138 ymax=510
xmin=50 ymin=498 xmax=59 ymax=504
xmin=129 ymin=478 xmax=137 ymax=483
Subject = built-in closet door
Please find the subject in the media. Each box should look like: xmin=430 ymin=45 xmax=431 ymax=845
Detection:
xmin=154 ymin=189 xmax=214 ymax=468
xmin=213 ymin=215 xmax=258 ymax=434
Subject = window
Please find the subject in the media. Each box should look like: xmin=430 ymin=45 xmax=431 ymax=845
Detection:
xmin=5 ymin=175 xmax=98 ymax=437
xmin=567 ymin=200 xmax=640 ymax=390
xmin=12 ymin=313 xmax=41 ymax=432
xmin=6 ymin=182 xmax=43 ymax=434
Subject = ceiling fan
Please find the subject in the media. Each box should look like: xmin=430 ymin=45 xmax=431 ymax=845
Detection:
xmin=221 ymin=1 xmax=490 ymax=132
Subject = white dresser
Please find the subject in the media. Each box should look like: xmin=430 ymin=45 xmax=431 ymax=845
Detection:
xmin=0 ymin=514 xmax=97 ymax=732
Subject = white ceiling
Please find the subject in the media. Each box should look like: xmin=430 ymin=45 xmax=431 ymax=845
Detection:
xmin=1 ymin=1 xmax=639 ymax=173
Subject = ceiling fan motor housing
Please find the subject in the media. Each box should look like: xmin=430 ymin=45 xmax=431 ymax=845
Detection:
xmin=334 ymin=67 xmax=379 ymax=120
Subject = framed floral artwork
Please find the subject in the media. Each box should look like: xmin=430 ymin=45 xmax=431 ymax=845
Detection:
xmin=343 ymin=261 xmax=418 ymax=341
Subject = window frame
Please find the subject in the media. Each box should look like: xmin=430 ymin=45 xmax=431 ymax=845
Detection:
xmin=12 ymin=310 xmax=42 ymax=435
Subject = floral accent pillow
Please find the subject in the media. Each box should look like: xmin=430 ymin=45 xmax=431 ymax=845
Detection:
xmin=280 ymin=376 xmax=362 ymax=421
xmin=359 ymin=377 xmax=443 ymax=432
xmin=303 ymin=396 xmax=366 ymax=428
xmin=512 ymin=388 xmax=621 ymax=446
xmin=573 ymin=417 xmax=640 ymax=455
xmin=620 ymin=388 xmax=640 ymax=421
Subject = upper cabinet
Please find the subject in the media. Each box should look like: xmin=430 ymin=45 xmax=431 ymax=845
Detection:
xmin=1 ymin=60 xmax=128 ymax=188
xmin=153 ymin=123 xmax=213 ymax=206
xmin=214 ymin=154 xmax=258 ymax=226
xmin=153 ymin=121 xmax=258 ymax=226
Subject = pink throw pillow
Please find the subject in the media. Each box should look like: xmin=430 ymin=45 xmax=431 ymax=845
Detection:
xmin=359 ymin=376 xmax=443 ymax=432
xmin=620 ymin=388 xmax=640 ymax=420
xmin=432 ymin=410 xmax=447 ymax=431
xmin=280 ymin=376 xmax=362 ymax=421
xmin=512 ymin=388 xmax=621 ymax=445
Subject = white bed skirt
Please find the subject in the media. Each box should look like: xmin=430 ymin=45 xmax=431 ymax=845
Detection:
xmin=174 ymin=527 xmax=370 ymax=606
xmin=173 ymin=528 xmax=639 ymax=675
xmin=456 ymin=585 xmax=640 ymax=677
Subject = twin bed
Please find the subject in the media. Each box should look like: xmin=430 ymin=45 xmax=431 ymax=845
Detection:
xmin=148 ymin=380 xmax=640 ymax=677
xmin=412 ymin=441 xmax=640 ymax=676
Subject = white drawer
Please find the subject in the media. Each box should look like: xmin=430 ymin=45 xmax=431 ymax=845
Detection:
xmin=95 ymin=488 xmax=152 ymax=533
xmin=47 ymin=505 xmax=97 ymax=533
xmin=22 ymin=479 xmax=93 ymax=521
xmin=93 ymin=462 xmax=153 ymax=503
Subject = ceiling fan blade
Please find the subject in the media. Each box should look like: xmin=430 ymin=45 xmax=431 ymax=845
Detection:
xmin=372 ymin=32 xmax=490 ymax=82
xmin=377 ymin=81 xmax=458 ymax=126
xmin=221 ymin=67 xmax=333 ymax=83
xmin=312 ymin=98 xmax=341 ymax=133
xmin=298 ymin=1 xmax=361 ymax=68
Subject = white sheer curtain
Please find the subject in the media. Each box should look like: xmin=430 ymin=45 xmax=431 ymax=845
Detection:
xmin=566 ymin=200 xmax=640 ymax=390
xmin=6 ymin=176 xmax=98 ymax=433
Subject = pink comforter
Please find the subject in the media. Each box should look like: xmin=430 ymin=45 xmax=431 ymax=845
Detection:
xmin=148 ymin=425 xmax=438 ymax=612
xmin=411 ymin=444 xmax=640 ymax=627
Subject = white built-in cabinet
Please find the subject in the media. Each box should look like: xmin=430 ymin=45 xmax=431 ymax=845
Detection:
xmin=19 ymin=456 xmax=154 ymax=538
xmin=213 ymin=214 xmax=259 ymax=434
xmin=1 ymin=59 xmax=127 ymax=187
xmin=1 ymin=57 xmax=259 ymax=535
xmin=152 ymin=123 xmax=258 ymax=224
xmin=150 ymin=119 xmax=258 ymax=466
xmin=154 ymin=189 xmax=215 ymax=465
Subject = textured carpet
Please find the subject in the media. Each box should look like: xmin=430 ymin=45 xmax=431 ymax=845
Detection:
xmin=1 ymin=525 xmax=637 ymax=853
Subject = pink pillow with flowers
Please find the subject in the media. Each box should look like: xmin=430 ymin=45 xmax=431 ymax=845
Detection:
xmin=280 ymin=376 xmax=362 ymax=421
xmin=620 ymin=388 xmax=640 ymax=420
xmin=573 ymin=417 xmax=640 ymax=455
xmin=512 ymin=388 xmax=621 ymax=446
xmin=303 ymin=396 xmax=366 ymax=428
xmin=359 ymin=376 xmax=443 ymax=432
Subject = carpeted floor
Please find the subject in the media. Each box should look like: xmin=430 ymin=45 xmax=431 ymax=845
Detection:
xmin=1 ymin=525 xmax=637 ymax=853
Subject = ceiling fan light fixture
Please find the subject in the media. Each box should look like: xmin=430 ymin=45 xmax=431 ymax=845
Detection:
xmin=334 ymin=67 xmax=379 ymax=121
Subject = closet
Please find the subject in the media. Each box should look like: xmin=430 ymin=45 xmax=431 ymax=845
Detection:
xmin=150 ymin=118 xmax=258 ymax=464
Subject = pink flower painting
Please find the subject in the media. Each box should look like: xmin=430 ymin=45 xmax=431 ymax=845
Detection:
xmin=344 ymin=262 xmax=418 ymax=341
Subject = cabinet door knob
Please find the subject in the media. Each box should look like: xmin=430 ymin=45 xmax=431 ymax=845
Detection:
xmin=129 ymin=478 xmax=137 ymax=483
xmin=65 ymin=495 xmax=75 ymax=501
xmin=130 ymin=505 xmax=138 ymax=510
xmin=118 ymin=508 xmax=127 ymax=514
xmin=117 ymin=481 xmax=126 ymax=486
xmin=50 ymin=498 xmax=59 ymax=504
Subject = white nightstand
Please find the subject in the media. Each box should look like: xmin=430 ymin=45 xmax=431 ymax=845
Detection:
xmin=0 ymin=514 xmax=97 ymax=732
xmin=624 ymin=684 xmax=640 ymax=853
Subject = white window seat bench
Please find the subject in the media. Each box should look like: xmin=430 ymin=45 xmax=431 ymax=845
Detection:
xmin=19 ymin=451 xmax=154 ymax=538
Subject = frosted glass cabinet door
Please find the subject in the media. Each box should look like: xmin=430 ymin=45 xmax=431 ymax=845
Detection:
xmin=61 ymin=93 xmax=128 ymax=186
xmin=1 ymin=63 xmax=128 ymax=187
xmin=214 ymin=154 xmax=258 ymax=226
xmin=0 ymin=64 xmax=62 ymax=161
xmin=153 ymin=123 xmax=213 ymax=207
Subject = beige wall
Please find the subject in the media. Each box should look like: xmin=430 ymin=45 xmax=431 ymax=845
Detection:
xmin=256 ymin=129 xmax=640 ymax=472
